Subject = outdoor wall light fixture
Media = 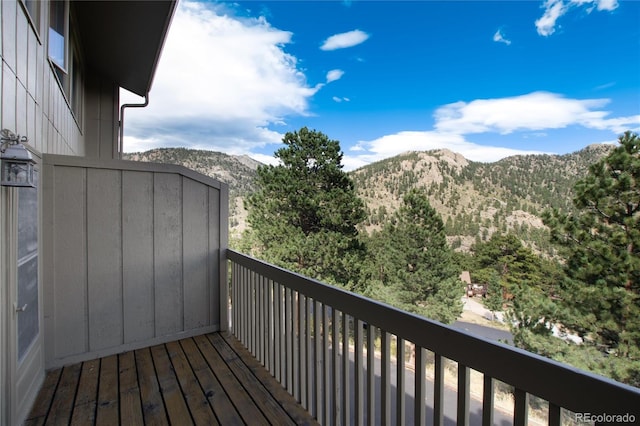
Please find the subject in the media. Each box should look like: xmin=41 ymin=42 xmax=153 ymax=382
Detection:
xmin=1 ymin=129 xmax=36 ymax=188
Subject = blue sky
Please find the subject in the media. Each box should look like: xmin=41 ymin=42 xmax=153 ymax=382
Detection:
xmin=122 ymin=0 xmax=640 ymax=170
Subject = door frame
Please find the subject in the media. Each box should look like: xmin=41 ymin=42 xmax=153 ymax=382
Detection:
xmin=3 ymin=156 xmax=45 ymax=425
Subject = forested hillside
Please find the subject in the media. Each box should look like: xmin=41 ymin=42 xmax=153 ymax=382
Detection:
xmin=351 ymin=144 xmax=612 ymax=253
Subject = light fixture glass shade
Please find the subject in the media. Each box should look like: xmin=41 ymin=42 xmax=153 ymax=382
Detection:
xmin=1 ymin=143 xmax=36 ymax=187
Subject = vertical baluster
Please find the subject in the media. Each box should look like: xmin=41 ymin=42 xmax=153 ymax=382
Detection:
xmin=434 ymin=354 xmax=444 ymax=426
xmin=482 ymin=375 xmax=494 ymax=426
xmin=314 ymin=300 xmax=323 ymax=424
xmin=513 ymin=388 xmax=529 ymax=426
xmin=332 ymin=308 xmax=340 ymax=426
xmin=237 ymin=265 xmax=242 ymax=342
xmin=366 ymin=325 xmax=375 ymax=426
xmin=241 ymin=266 xmax=246 ymax=345
xmin=267 ymin=279 xmax=274 ymax=375
xmin=279 ymin=284 xmax=286 ymax=385
xmin=263 ymin=277 xmax=269 ymax=367
xmin=286 ymin=288 xmax=293 ymax=393
xmin=381 ymin=331 xmax=391 ymax=425
xmin=257 ymin=273 xmax=263 ymax=363
xmin=231 ymin=262 xmax=237 ymax=337
xmin=342 ymin=314 xmax=351 ymax=426
xmin=355 ymin=319 xmax=364 ymax=426
xmin=247 ymin=271 xmax=256 ymax=356
xmin=293 ymin=291 xmax=300 ymax=402
xmin=306 ymin=297 xmax=313 ymax=413
xmin=244 ymin=267 xmax=249 ymax=347
xmin=299 ymin=294 xmax=306 ymax=406
xmin=274 ymin=282 xmax=281 ymax=381
xmin=415 ymin=346 xmax=426 ymax=426
xmin=261 ymin=276 xmax=267 ymax=366
xmin=397 ymin=338 xmax=406 ymax=426
xmin=548 ymin=403 xmax=561 ymax=426
xmin=457 ymin=364 xmax=470 ymax=426
xmin=324 ymin=305 xmax=331 ymax=424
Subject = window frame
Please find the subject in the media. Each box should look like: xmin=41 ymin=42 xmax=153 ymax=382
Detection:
xmin=48 ymin=0 xmax=69 ymax=73
xmin=20 ymin=0 xmax=43 ymax=39
xmin=47 ymin=0 xmax=84 ymax=127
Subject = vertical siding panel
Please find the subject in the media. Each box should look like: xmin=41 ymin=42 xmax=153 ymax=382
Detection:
xmin=2 ymin=62 xmax=16 ymax=131
xmin=154 ymin=173 xmax=183 ymax=336
xmin=2 ymin=0 xmax=17 ymax=73
xmin=183 ymin=178 xmax=209 ymax=329
xmin=52 ymin=166 xmax=87 ymax=358
xmin=16 ymin=8 xmax=27 ymax=85
xmin=27 ymin=26 xmax=37 ymax=95
xmin=86 ymin=168 xmax=123 ymax=351
xmin=122 ymin=171 xmax=155 ymax=342
xmin=16 ymin=77 xmax=27 ymax=136
xmin=209 ymin=187 xmax=221 ymax=327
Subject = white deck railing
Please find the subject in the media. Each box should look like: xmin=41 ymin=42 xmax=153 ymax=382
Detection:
xmin=227 ymin=249 xmax=640 ymax=425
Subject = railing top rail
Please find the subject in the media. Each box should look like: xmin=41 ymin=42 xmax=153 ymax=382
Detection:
xmin=227 ymin=249 xmax=640 ymax=416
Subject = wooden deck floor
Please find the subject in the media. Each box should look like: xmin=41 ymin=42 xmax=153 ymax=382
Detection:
xmin=25 ymin=332 xmax=318 ymax=425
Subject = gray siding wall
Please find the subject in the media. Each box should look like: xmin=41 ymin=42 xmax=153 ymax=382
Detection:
xmin=42 ymin=155 xmax=228 ymax=369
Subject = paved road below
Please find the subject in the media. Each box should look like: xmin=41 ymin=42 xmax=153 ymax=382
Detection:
xmin=452 ymin=321 xmax=513 ymax=344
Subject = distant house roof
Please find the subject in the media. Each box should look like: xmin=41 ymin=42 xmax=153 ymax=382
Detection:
xmin=74 ymin=0 xmax=177 ymax=96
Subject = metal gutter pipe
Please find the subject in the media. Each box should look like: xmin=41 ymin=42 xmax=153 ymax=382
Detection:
xmin=118 ymin=93 xmax=149 ymax=159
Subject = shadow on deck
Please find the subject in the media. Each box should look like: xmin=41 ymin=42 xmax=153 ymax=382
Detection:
xmin=25 ymin=332 xmax=318 ymax=425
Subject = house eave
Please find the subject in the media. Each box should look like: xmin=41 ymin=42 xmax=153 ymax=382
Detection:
xmin=74 ymin=0 xmax=178 ymax=96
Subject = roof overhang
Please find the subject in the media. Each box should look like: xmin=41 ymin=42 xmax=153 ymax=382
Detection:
xmin=74 ymin=0 xmax=178 ymax=97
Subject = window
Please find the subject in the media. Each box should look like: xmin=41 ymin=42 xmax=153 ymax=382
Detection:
xmin=48 ymin=1 xmax=67 ymax=71
xmin=23 ymin=0 xmax=41 ymax=34
xmin=48 ymin=1 xmax=83 ymax=123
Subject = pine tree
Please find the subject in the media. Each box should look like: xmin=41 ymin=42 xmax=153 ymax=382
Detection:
xmin=245 ymin=127 xmax=366 ymax=289
xmin=543 ymin=131 xmax=640 ymax=385
xmin=375 ymin=188 xmax=462 ymax=323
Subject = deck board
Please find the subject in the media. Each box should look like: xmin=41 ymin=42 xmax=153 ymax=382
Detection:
xmin=26 ymin=332 xmax=318 ymax=426
xmin=95 ymin=355 xmax=119 ymax=426
xmin=135 ymin=348 xmax=169 ymax=425
xmin=70 ymin=359 xmax=99 ymax=426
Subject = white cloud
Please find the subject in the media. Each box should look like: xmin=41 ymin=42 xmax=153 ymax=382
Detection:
xmin=432 ymin=91 xmax=636 ymax=135
xmin=332 ymin=96 xmax=350 ymax=103
xmin=326 ymin=69 xmax=345 ymax=83
xmin=536 ymin=0 xmax=567 ymax=36
xmin=493 ymin=29 xmax=511 ymax=45
xmin=594 ymin=0 xmax=618 ymax=11
xmin=535 ymin=0 xmax=619 ymax=36
xmin=248 ymin=153 xmax=279 ymax=166
xmin=123 ymin=1 xmax=317 ymax=153
xmin=342 ymin=91 xmax=638 ymax=171
xmin=320 ymin=30 xmax=370 ymax=51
